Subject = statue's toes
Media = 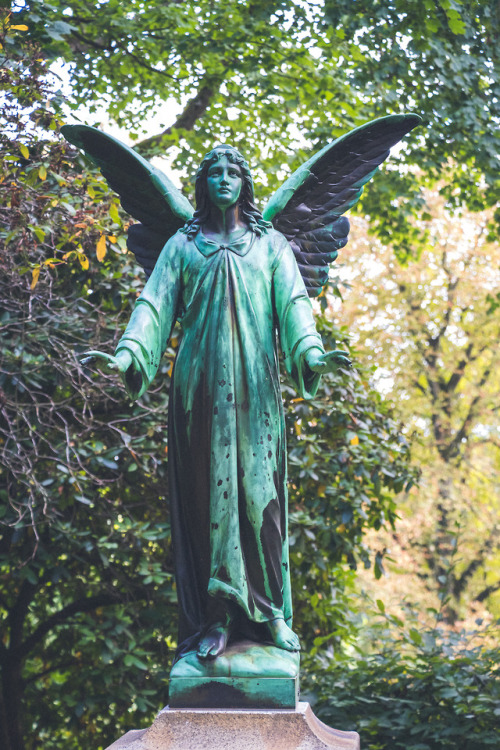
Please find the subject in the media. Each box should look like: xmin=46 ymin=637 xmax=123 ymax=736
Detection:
xmin=197 ymin=627 xmax=229 ymax=660
xmin=197 ymin=638 xmax=216 ymax=660
xmin=286 ymin=634 xmax=301 ymax=651
xmin=268 ymin=620 xmax=301 ymax=652
xmin=279 ymin=633 xmax=300 ymax=652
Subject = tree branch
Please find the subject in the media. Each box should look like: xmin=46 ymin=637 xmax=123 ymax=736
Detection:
xmin=13 ymin=590 xmax=143 ymax=661
xmin=135 ymin=79 xmax=221 ymax=153
xmin=444 ymin=365 xmax=492 ymax=459
xmin=5 ymin=580 xmax=38 ymax=657
xmin=451 ymin=527 xmax=499 ymax=600
xmin=475 ymin=579 xmax=500 ymax=603
xmin=445 ymin=342 xmax=474 ymax=393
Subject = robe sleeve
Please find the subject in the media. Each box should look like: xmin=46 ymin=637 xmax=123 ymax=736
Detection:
xmin=114 ymin=238 xmax=182 ymax=400
xmin=272 ymin=235 xmax=325 ymax=399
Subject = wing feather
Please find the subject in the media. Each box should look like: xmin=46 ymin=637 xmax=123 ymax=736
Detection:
xmin=61 ymin=125 xmax=194 ymax=276
xmin=263 ymin=114 xmax=421 ymax=296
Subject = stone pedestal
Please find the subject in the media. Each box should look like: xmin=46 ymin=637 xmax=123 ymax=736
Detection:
xmin=105 ymin=702 xmax=360 ymax=750
xmin=169 ymin=640 xmax=300 ymax=709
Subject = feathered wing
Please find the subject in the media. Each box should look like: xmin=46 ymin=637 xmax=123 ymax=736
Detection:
xmin=61 ymin=125 xmax=194 ymax=277
xmin=263 ymin=114 xmax=421 ymax=297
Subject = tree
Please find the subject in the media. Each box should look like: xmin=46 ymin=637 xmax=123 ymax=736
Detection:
xmin=337 ymin=193 xmax=500 ymax=623
xmin=10 ymin=0 xmax=500 ymax=222
xmin=0 ymin=18 xmax=414 ymax=749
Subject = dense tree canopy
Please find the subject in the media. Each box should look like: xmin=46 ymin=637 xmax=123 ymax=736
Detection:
xmin=11 ymin=0 xmax=500 ymax=215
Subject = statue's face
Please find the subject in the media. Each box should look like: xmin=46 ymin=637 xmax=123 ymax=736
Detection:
xmin=206 ymin=155 xmax=242 ymax=210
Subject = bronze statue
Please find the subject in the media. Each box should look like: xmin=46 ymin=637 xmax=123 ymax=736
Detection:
xmin=62 ymin=115 xmax=419 ymax=667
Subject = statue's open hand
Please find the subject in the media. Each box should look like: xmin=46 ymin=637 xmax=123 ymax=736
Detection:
xmin=80 ymin=349 xmax=133 ymax=373
xmin=306 ymin=348 xmax=351 ymax=374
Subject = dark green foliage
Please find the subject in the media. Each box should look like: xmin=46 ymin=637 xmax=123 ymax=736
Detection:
xmin=10 ymin=0 xmax=500 ymax=239
xmin=307 ymin=613 xmax=500 ymax=750
xmin=0 ymin=32 xmax=178 ymax=750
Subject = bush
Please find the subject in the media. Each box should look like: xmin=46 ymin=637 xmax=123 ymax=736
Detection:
xmin=304 ymin=612 xmax=500 ymax=750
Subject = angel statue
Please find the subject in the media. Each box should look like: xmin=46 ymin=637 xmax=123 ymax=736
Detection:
xmin=62 ymin=115 xmax=419 ymax=671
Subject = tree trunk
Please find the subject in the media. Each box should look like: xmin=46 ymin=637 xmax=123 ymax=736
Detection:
xmin=0 ymin=655 xmax=25 ymax=750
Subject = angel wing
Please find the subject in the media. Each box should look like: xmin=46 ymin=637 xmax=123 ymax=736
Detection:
xmin=60 ymin=125 xmax=194 ymax=277
xmin=263 ymin=114 xmax=421 ymax=297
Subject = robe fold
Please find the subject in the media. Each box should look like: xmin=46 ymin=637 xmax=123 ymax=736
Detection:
xmin=115 ymin=227 xmax=324 ymax=653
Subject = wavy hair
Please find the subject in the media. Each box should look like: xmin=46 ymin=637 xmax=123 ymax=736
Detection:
xmin=181 ymin=145 xmax=271 ymax=238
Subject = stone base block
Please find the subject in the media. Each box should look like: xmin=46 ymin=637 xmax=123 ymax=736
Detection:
xmin=169 ymin=640 xmax=300 ymax=709
xmin=105 ymin=702 xmax=360 ymax=750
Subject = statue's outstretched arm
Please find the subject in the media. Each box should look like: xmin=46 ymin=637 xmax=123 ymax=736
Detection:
xmin=81 ymin=349 xmax=133 ymax=372
xmin=304 ymin=346 xmax=351 ymax=374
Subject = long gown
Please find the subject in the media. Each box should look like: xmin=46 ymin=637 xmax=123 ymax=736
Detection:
xmin=115 ymin=226 xmax=325 ymax=654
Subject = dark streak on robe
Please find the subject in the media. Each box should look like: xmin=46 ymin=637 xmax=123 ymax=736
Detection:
xmin=115 ymin=227 xmax=324 ymax=655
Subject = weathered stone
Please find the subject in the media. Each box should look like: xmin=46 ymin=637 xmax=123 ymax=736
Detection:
xmin=104 ymin=702 xmax=360 ymax=750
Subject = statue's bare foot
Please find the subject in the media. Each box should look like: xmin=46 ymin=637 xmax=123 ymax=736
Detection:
xmin=197 ymin=623 xmax=231 ymax=660
xmin=267 ymin=618 xmax=300 ymax=651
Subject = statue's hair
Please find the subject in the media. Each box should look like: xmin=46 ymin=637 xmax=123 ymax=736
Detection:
xmin=181 ymin=145 xmax=271 ymax=238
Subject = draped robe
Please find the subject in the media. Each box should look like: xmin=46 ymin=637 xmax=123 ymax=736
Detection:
xmin=115 ymin=227 xmax=324 ymax=654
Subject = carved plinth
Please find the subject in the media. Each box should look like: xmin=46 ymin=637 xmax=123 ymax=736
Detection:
xmin=104 ymin=702 xmax=360 ymax=750
xmin=169 ymin=639 xmax=300 ymax=709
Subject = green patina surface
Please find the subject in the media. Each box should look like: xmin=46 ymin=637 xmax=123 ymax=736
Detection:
xmin=169 ymin=641 xmax=300 ymax=708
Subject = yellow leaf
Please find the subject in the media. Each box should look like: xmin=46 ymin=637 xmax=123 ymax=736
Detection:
xmin=96 ymin=235 xmax=107 ymax=261
xmin=20 ymin=144 xmax=29 ymax=159
xmin=108 ymin=235 xmax=117 ymax=243
xmin=350 ymin=434 xmax=359 ymax=446
xmin=78 ymin=254 xmax=89 ymax=270
xmin=30 ymin=267 xmax=40 ymax=289
xmin=10 ymin=24 xmax=29 ymax=31
xmin=38 ymin=165 xmax=47 ymax=181
xmin=109 ymin=203 xmax=120 ymax=223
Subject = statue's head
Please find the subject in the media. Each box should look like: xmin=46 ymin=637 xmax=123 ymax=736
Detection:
xmin=182 ymin=144 xmax=271 ymax=237
xmin=194 ymin=144 xmax=254 ymax=211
